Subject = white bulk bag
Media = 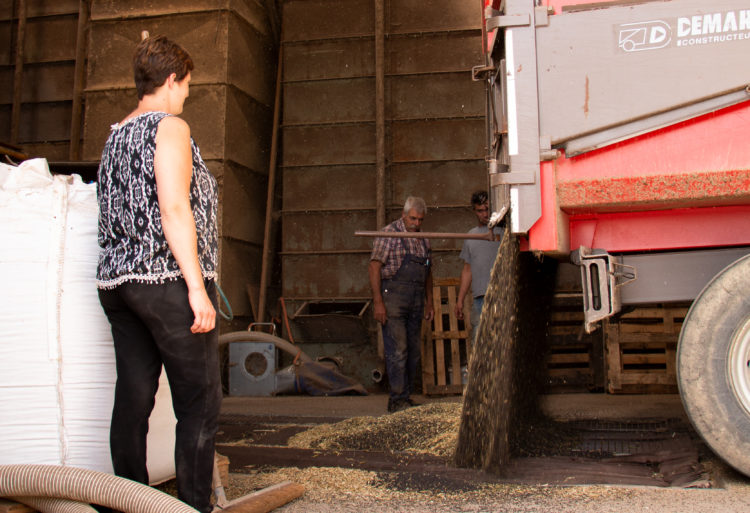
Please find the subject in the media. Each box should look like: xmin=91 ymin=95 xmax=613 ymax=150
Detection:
xmin=0 ymin=158 xmax=176 ymax=484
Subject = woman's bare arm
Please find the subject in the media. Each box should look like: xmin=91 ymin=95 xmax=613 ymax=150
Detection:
xmin=154 ymin=115 xmax=215 ymax=333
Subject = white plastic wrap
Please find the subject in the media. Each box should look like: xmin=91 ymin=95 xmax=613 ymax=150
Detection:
xmin=0 ymin=159 xmax=176 ymax=484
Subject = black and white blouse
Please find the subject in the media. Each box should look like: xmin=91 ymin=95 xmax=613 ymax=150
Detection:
xmin=96 ymin=111 xmax=218 ymax=289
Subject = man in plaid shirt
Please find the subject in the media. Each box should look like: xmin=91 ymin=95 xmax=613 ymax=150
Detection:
xmin=369 ymin=196 xmax=435 ymax=413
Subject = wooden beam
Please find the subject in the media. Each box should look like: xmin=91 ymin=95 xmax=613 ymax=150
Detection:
xmin=220 ymin=481 xmax=304 ymax=513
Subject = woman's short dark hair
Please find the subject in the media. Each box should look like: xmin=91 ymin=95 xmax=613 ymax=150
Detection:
xmin=133 ymin=35 xmax=194 ymax=100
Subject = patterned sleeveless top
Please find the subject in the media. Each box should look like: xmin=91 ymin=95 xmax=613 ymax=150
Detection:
xmin=96 ymin=111 xmax=218 ymax=289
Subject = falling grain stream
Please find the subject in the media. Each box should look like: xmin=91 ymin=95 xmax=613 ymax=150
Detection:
xmin=455 ymin=222 xmax=552 ymax=472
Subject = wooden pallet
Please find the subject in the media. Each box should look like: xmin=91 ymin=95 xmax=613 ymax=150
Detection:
xmin=605 ymin=304 xmax=690 ymax=394
xmin=544 ymin=295 xmax=605 ymax=392
xmin=421 ymin=278 xmax=472 ymax=395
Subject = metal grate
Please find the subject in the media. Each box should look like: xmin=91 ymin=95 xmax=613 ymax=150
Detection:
xmin=566 ymin=419 xmax=688 ymax=457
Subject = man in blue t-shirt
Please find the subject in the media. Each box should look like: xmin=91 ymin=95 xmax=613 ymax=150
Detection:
xmin=455 ymin=191 xmax=501 ymax=339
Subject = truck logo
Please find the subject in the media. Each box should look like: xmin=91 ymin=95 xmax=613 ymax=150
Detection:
xmin=618 ymin=20 xmax=672 ymax=52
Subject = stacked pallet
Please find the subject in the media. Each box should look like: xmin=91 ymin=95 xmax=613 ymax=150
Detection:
xmin=422 ymin=272 xmax=689 ymax=396
xmin=544 ymin=292 xmax=689 ymax=395
xmin=421 ymin=278 xmax=472 ymax=395
xmin=545 ymin=294 xmax=605 ymax=392
xmin=605 ymin=304 xmax=690 ymax=394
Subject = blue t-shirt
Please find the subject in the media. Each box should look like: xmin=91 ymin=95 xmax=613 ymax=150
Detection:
xmin=459 ymin=225 xmax=501 ymax=298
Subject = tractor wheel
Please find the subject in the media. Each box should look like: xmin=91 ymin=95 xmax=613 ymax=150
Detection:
xmin=678 ymin=253 xmax=750 ymax=477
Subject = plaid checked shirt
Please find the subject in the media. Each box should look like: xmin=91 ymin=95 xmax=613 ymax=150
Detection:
xmin=370 ymin=217 xmax=431 ymax=280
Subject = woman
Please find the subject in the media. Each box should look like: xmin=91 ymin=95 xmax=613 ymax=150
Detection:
xmin=96 ymin=35 xmax=221 ymax=513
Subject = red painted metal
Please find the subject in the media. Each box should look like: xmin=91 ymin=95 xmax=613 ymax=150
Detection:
xmin=528 ymin=101 xmax=750 ymax=254
xmin=555 ymin=102 xmax=750 ymax=184
xmin=569 ymin=206 xmax=750 ymax=253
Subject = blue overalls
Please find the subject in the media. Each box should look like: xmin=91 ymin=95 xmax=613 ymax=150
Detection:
xmin=381 ymin=252 xmax=430 ymax=403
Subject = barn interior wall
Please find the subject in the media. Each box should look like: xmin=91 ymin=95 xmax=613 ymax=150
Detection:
xmin=280 ymin=0 xmax=486 ymax=300
xmin=2 ymin=0 xmax=277 ymax=331
xmin=278 ymin=0 xmax=487 ymax=385
xmin=0 ymin=0 xmax=81 ymax=160
xmin=3 ymin=0 xmax=489 ymax=389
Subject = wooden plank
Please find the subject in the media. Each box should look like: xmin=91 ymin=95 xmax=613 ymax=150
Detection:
xmin=421 ymin=319 xmax=435 ymax=390
xmin=619 ymin=373 xmax=676 ymax=385
xmin=620 ymin=307 xmax=689 ymax=319
xmin=550 ymin=311 xmax=585 ymax=322
xmin=547 ymin=368 xmax=592 ymax=377
xmin=432 ymin=286 xmax=447 ymax=387
xmin=620 ymin=325 xmax=682 ymax=335
xmin=447 ymin=285 xmax=462 ymax=386
xmin=621 ymin=354 xmax=667 ymax=366
xmin=221 ymin=480 xmax=305 ymax=513
xmin=617 ymin=333 xmax=678 ymax=344
xmin=547 ymin=353 xmax=590 ymax=365
xmin=666 ymin=345 xmax=677 ymax=380
xmin=432 ymin=330 xmax=466 ymax=340
xmin=605 ymin=320 xmax=623 ymax=392
xmin=548 ymin=326 xmax=583 ymax=336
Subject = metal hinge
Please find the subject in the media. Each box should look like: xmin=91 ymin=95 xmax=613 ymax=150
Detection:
xmin=571 ymin=247 xmax=636 ymax=333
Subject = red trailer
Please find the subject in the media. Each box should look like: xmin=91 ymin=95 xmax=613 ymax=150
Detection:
xmin=480 ymin=0 xmax=750 ymax=475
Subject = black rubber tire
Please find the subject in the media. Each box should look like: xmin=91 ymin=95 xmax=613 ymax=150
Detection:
xmin=678 ymin=253 xmax=750 ymax=477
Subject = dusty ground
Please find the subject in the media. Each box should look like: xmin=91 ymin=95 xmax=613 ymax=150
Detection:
xmin=221 ymin=461 xmax=750 ymax=513
xmin=215 ymin=394 xmax=750 ymax=512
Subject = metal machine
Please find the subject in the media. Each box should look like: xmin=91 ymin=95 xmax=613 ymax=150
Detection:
xmin=479 ymin=0 xmax=750 ymax=475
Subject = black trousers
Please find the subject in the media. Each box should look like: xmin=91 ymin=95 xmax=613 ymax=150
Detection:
xmin=98 ymin=279 xmax=222 ymax=513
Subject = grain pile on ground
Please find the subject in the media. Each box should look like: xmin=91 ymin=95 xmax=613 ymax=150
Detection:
xmin=285 ymin=399 xmax=579 ymax=460
xmin=220 ymin=468 xmax=637 ymax=510
xmin=157 ymin=461 xmax=750 ymax=513
xmin=287 ymin=402 xmax=462 ymax=458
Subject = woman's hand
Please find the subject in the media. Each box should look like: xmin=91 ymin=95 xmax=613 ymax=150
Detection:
xmin=188 ymin=287 xmax=216 ymax=333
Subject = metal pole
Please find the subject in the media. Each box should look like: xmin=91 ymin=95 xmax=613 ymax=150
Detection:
xmin=258 ymin=45 xmax=284 ymax=323
xmin=374 ymin=0 xmax=386 ymax=229
xmin=355 ymin=230 xmax=498 ymax=241
xmin=69 ymin=0 xmax=90 ymax=161
xmin=10 ymin=0 xmax=27 ymax=145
